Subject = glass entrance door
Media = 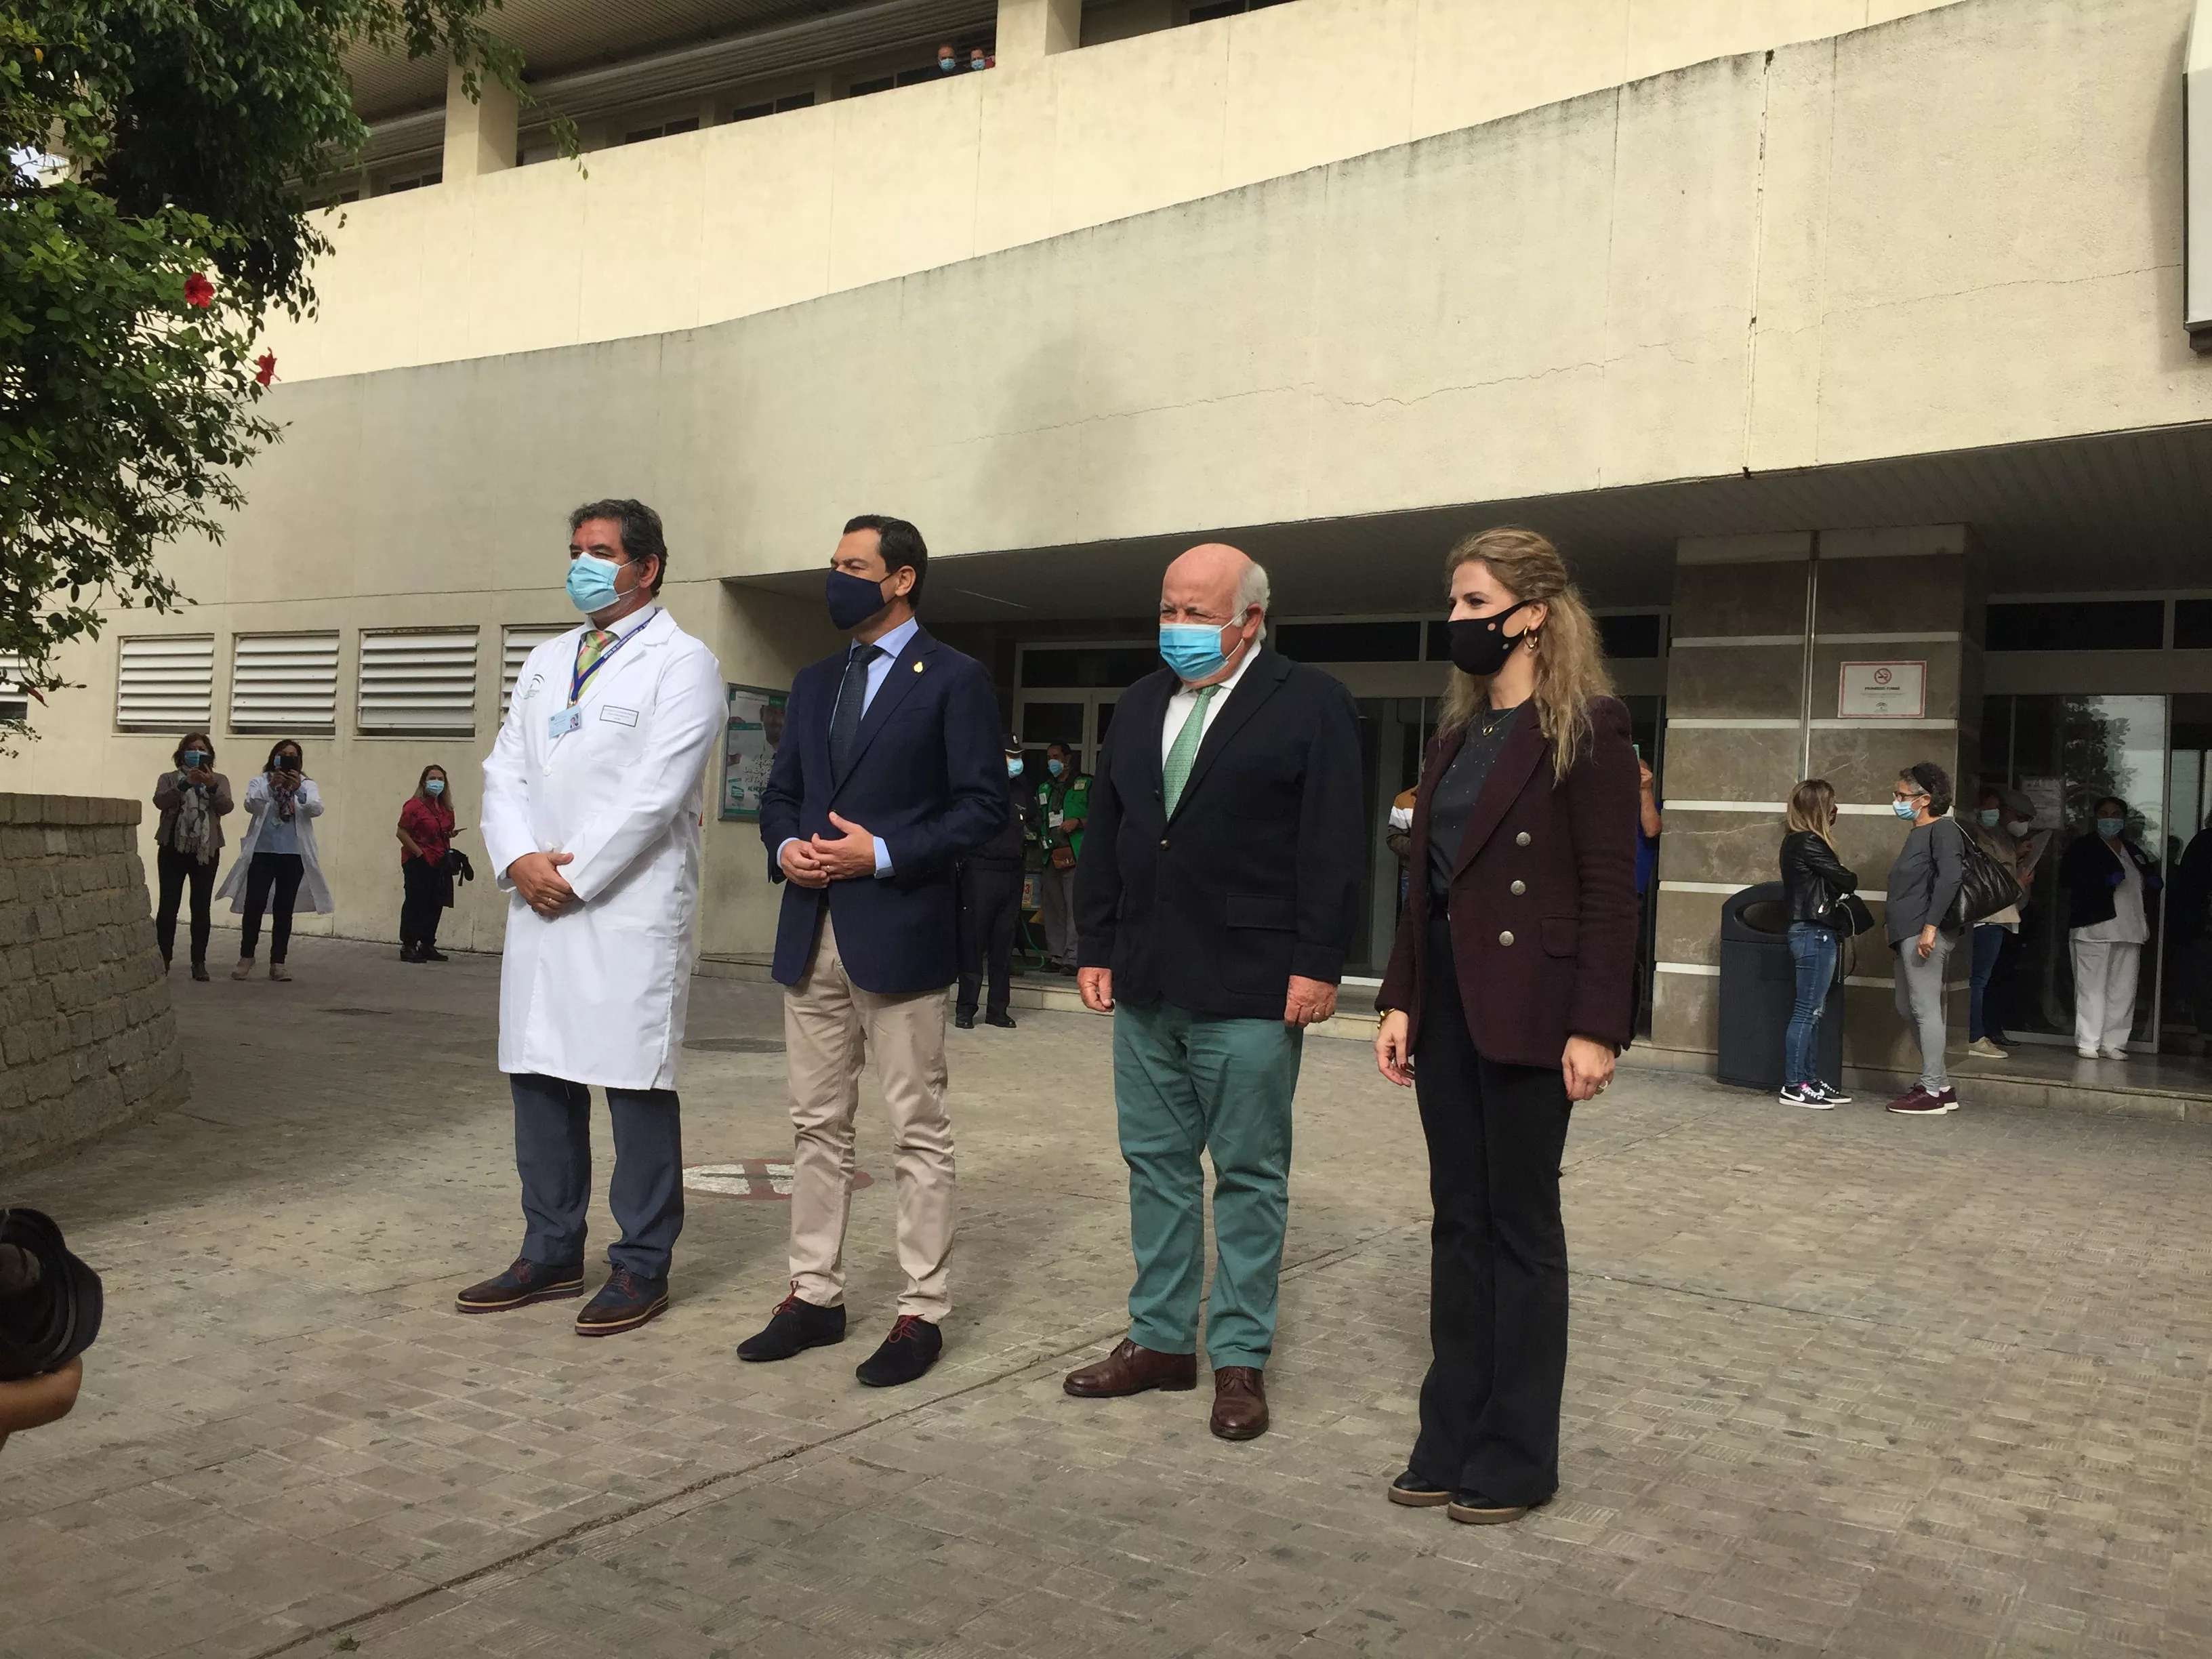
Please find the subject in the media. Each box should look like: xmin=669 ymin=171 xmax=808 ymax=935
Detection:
xmin=1980 ymin=694 xmax=2170 ymax=1048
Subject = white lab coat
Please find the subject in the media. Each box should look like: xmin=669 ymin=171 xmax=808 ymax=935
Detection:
xmin=481 ymin=607 xmax=726 ymax=1090
xmin=216 ymin=774 xmax=335 ymax=914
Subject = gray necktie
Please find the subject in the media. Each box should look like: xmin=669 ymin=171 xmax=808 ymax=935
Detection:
xmin=829 ymin=643 xmax=882 ymax=778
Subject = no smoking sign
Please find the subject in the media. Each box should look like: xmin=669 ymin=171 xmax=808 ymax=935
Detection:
xmin=683 ymin=1160 xmax=875 ymax=1199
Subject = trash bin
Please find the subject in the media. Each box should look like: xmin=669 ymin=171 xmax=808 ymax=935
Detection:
xmin=1717 ymin=881 xmax=1843 ymax=1090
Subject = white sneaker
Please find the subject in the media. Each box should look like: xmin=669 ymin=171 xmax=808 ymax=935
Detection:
xmin=2100 ymin=1046 xmax=2129 ymax=1060
xmin=1778 ymin=1083 xmax=1832 ymax=1109
xmin=1967 ymin=1038 xmax=2008 ymax=1059
xmin=2076 ymin=1046 xmax=2100 ymax=1059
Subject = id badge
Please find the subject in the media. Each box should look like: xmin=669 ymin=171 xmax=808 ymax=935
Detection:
xmin=549 ymin=706 xmax=582 ymax=740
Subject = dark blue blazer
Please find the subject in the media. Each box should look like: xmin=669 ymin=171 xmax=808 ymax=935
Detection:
xmin=760 ymin=625 xmax=1006 ymax=994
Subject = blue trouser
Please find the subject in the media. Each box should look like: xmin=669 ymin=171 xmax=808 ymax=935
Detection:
xmin=1113 ymin=999 xmax=1302 ymax=1370
xmin=1784 ymin=922 xmax=1838 ymax=1086
xmin=1968 ymin=924 xmax=2007 ymax=1041
xmin=511 ymin=1073 xmax=684 ymax=1279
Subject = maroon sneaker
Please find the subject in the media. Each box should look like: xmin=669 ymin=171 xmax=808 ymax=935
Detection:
xmin=1886 ymin=1086 xmax=1954 ymax=1116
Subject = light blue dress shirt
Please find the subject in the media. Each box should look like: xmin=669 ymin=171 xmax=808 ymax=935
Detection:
xmin=780 ymin=614 xmax=919 ymax=879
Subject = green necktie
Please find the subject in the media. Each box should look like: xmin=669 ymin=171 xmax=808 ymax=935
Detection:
xmin=1162 ymin=684 xmax=1220 ymax=817
xmin=575 ymin=628 xmax=614 ymax=680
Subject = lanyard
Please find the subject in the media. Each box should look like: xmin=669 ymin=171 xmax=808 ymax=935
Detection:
xmin=569 ymin=617 xmax=647 ymax=705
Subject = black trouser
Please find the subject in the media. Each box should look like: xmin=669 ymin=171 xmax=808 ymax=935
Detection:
xmin=239 ymin=852 xmax=305 ymax=963
xmin=155 ymin=844 xmax=219 ymax=968
xmin=1410 ymin=918 xmax=1574 ymax=1504
xmin=956 ymin=861 xmax=1023 ymax=1019
xmin=400 ymin=856 xmax=447 ymax=950
xmin=512 ymin=1074 xmax=684 ymax=1279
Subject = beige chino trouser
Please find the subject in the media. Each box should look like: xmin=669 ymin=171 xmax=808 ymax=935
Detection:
xmin=783 ymin=914 xmax=956 ymax=1320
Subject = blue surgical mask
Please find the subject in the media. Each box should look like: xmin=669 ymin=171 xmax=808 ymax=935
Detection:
xmin=1005 ymin=758 xmax=1023 ymax=779
xmin=180 ymin=750 xmax=207 ymax=769
xmin=939 ymin=58 xmax=958 ymax=71
xmin=1892 ymin=798 xmax=1919 ymax=821
xmin=2097 ymin=816 xmax=2126 ymax=839
xmin=970 ymin=58 xmax=986 ymax=70
xmin=426 ymin=779 xmax=445 ymax=797
xmin=566 ymin=553 xmax=625 ymax=614
xmin=1160 ymin=622 xmax=1233 ymax=683
xmin=1978 ymin=808 xmax=2001 ymax=829
xmin=1047 ymin=758 xmax=1065 ymax=778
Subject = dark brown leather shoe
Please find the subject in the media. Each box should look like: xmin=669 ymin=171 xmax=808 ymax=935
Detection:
xmin=1209 ymin=1366 xmax=1269 ymax=1439
xmin=1063 ymin=1338 xmax=1197 ymax=1397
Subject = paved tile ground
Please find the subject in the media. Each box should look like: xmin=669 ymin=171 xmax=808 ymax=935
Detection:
xmin=7 ymin=937 xmax=2212 ymax=1658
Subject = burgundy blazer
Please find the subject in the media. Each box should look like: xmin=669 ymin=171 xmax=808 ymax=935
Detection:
xmin=1376 ymin=695 xmax=1639 ymax=1067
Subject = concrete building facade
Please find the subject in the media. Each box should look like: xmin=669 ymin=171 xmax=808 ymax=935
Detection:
xmin=7 ymin=0 xmax=2212 ymax=1074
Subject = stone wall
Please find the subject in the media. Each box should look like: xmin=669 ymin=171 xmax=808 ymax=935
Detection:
xmin=0 ymin=794 xmax=190 ymax=1170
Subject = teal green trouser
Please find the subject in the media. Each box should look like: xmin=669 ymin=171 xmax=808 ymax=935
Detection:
xmin=1114 ymin=999 xmax=1303 ymax=1370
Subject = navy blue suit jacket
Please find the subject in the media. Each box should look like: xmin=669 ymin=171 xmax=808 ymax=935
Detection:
xmin=760 ymin=625 xmax=1006 ymax=994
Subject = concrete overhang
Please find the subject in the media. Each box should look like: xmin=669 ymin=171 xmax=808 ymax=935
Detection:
xmin=732 ymin=422 xmax=2212 ymax=621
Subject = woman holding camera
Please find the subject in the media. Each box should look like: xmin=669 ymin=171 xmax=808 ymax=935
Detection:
xmin=1372 ymin=527 xmax=1639 ymax=1526
xmin=397 ymin=763 xmax=457 ymax=962
xmin=150 ymin=731 xmax=232 ymax=981
xmin=1778 ymin=779 xmax=1858 ymax=1108
xmin=218 ymin=738 xmax=333 ymax=981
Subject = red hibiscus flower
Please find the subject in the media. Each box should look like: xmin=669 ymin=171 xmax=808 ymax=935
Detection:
xmin=183 ymin=272 xmax=214 ymax=308
xmin=254 ymin=352 xmax=277 ymax=388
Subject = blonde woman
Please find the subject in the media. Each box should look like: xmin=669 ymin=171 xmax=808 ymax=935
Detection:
xmin=1778 ymin=779 xmax=1859 ymax=1107
xmin=1372 ymin=527 xmax=1638 ymax=1525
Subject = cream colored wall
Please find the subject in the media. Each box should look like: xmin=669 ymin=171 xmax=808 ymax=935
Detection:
xmin=270 ymin=0 xmax=1955 ymax=382
xmin=6 ymin=0 xmax=2204 ymax=967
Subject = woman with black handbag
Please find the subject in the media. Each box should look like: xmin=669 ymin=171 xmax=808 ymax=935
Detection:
xmin=396 ymin=764 xmax=457 ymax=962
xmin=2059 ymin=796 xmax=2163 ymax=1060
xmin=1778 ymin=779 xmax=1858 ymax=1108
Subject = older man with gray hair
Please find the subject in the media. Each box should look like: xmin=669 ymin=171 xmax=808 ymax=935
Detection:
xmin=1063 ymin=542 xmax=1364 ymax=1439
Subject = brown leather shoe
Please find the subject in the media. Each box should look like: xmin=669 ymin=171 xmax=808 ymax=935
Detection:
xmin=1063 ymin=1338 xmax=1197 ymax=1397
xmin=1209 ymin=1366 xmax=1269 ymax=1440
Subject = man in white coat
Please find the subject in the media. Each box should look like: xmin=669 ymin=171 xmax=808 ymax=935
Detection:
xmin=460 ymin=499 xmax=725 ymax=1336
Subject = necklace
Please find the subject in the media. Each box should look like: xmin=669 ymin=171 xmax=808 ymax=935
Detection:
xmin=1477 ymin=701 xmax=1524 ymax=739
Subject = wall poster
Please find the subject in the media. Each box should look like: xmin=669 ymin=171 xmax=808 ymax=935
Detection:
xmin=1837 ymin=661 xmax=1927 ymax=720
xmin=720 ymin=683 xmax=788 ymax=822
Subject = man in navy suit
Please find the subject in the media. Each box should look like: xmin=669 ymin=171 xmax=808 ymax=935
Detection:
xmin=742 ymin=515 xmax=1004 ymax=1387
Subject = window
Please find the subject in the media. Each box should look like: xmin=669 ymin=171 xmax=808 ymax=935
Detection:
xmin=359 ymin=629 xmax=480 ymax=734
xmin=0 ymin=654 xmax=25 ymax=725
xmin=117 ymin=636 xmax=215 ymax=730
xmin=1190 ymin=0 xmax=1294 ymax=20
xmin=2176 ymin=599 xmax=2212 ymax=650
xmin=230 ymin=633 xmax=340 ymax=733
xmin=1596 ymin=614 xmax=1666 ymax=660
xmin=731 ymin=91 xmax=813 ymax=123
xmin=1986 ymin=600 xmax=2165 ymax=652
xmin=380 ymin=170 xmax=442 ymax=194
xmin=1019 ymin=645 xmax=1158 ymax=689
xmin=503 ymin=625 xmax=569 ymax=715
xmin=1275 ymin=621 xmax=1421 ymax=663
xmin=848 ymin=74 xmax=895 ymax=96
xmin=625 ymin=117 xmax=700 ymax=144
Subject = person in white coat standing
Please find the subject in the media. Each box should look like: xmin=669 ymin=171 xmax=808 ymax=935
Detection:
xmin=459 ymin=499 xmax=725 ymax=1337
xmin=216 ymin=738 xmax=334 ymax=981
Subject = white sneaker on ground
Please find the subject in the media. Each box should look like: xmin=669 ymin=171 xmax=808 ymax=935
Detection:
xmin=1778 ymin=1084 xmax=1832 ymax=1109
xmin=1967 ymin=1038 xmax=2008 ymax=1059
xmin=2100 ymin=1046 xmax=2129 ymax=1060
xmin=2076 ymin=1045 xmax=2100 ymax=1059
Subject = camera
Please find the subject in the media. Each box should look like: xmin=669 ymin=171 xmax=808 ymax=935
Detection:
xmin=0 ymin=1208 xmax=103 ymax=1382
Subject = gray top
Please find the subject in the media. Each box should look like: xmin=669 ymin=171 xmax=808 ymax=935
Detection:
xmin=1886 ymin=817 xmax=1967 ymax=943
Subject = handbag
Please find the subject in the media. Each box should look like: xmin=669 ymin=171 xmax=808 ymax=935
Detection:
xmin=1944 ymin=820 xmax=2022 ymax=930
xmin=1831 ymin=892 xmax=1877 ymax=936
xmin=1049 ymin=844 xmax=1076 ymax=872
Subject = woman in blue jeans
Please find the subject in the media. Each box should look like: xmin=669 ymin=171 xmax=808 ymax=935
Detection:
xmin=1778 ymin=779 xmax=1860 ymax=1108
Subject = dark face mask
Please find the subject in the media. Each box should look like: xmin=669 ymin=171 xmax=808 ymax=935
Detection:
xmin=826 ymin=568 xmax=892 ymax=632
xmin=1446 ymin=598 xmax=1534 ymax=678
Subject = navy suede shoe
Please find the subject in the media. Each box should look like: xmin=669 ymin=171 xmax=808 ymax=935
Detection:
xmin=855 ymin=1315 xmax=942 ymax=1387
xmin=573 ymin=1267 xmax=670 ymax=1336
xmin=736 ymin=1292 xmax=846 ymax=1361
